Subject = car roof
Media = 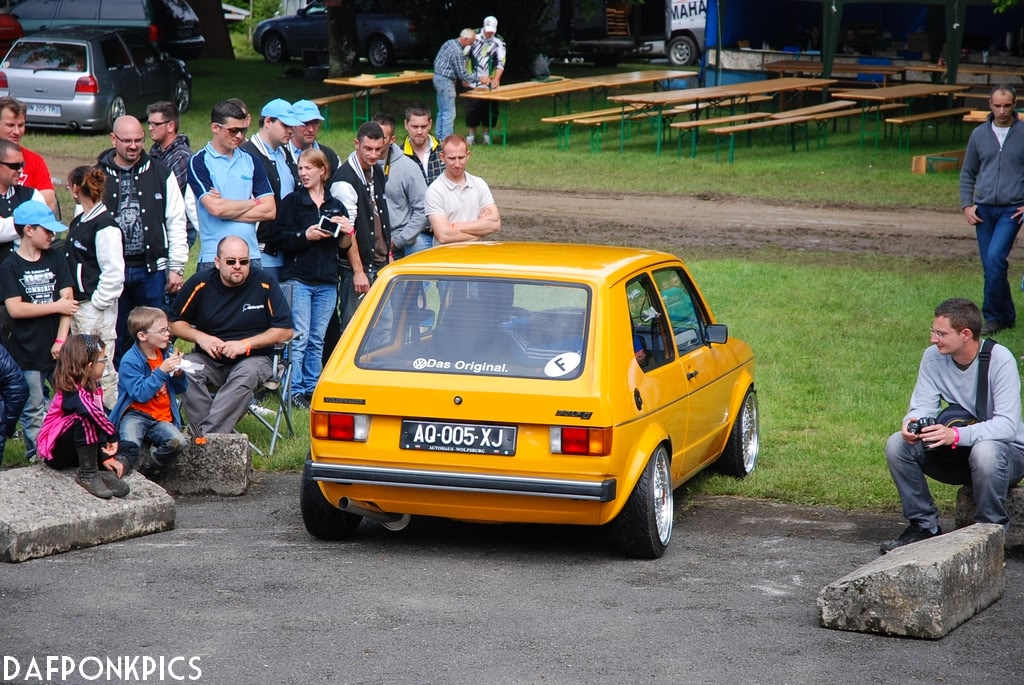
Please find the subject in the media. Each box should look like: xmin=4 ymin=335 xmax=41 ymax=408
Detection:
xmin=386 ymin=242 xmax=681 ymax=285
xmin=18 ymin=26 xmax=125 ymax=41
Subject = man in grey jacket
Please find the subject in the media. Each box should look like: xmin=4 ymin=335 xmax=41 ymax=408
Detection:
xmin=959 ymin=85 xmax=1024 ymax=336
xmin=372 ymin=112 xmax=428 ymax=259
xmin=881 ymin=298 xmax=1024 ymax=553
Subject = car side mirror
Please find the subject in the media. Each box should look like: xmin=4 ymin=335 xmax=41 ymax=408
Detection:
xmin=706 ymin=323 xmax=728 ymax=345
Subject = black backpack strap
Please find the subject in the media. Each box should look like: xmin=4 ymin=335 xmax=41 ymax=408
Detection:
xmin=975 ymin=338 xmax=995 ymax=420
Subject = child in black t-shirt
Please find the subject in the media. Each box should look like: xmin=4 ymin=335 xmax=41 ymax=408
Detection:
xmin=0 ymin=201 xmax=77 ymax=460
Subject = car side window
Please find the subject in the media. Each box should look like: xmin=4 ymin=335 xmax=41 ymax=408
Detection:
xmin=98 ymin=0 xmax=147 ymax=21
xmin=626 ymin=274 xmax=673 ymax=371
xmin=123 ymin=35 xmax=159 ymax=66
xmin=99 ymin=36 xmax=132 ymax=70
xmin=652 ymin=267 xmax=707 ymax=354
xmin=54 ymin=0 xmax=99 ymax=20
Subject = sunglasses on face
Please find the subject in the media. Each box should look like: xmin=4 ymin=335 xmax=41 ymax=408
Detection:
xmin=217 ymin=124 xmax=248 ymax=138
xmin=223 ymin=258 xmax=251 ymax=266
xmin=0 ymin=160 xmax=24 ymax=171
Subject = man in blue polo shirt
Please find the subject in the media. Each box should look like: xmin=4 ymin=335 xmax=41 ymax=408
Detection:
xmin=187 ymin=100 xmax=275 ymax=271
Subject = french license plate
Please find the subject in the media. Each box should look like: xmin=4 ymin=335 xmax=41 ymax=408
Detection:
xmin=27 ymin=104 xmax=60 ymax=117
xmin=400 ymin=420 xmax=517 ymax=456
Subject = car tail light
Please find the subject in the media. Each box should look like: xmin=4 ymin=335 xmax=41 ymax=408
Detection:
xmin=550 ymin=426 xmax=612 ymax=456
xmin=149 ymin=23 xmax=159 ymax=43
xmin=312 ymin=411 xmax=370 ymax=442
xmin=75 ymin=76 xmax=98 ymax=94
xmin=0 ymin=72 xmax=7 ymax=89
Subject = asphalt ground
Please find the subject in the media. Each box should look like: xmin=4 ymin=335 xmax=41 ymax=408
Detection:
xmin=2 ymin=472 xmax=1022 ymax=685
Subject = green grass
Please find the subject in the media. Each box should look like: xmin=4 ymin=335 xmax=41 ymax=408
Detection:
xmin=8 ymin=56 xmax=983 ymax=514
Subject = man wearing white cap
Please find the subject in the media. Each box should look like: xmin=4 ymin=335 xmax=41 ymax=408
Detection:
xmin=466 ymin=16 xmax=506 ymax=146
xmin=287 ymin=100 xmax=341 ymax=179
xmin=241 ymin=98 xmax=303 ymax=282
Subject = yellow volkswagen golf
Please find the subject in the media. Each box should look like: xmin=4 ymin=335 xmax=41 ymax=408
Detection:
xmin=302 ymin=243 xmax=758 ymax=558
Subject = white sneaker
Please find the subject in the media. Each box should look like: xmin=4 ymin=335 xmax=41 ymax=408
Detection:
xmin=466 ymin=134 xmax=475 ymax=145
xmin=483 ymin=134 xmax=492 ymax=145
xmin=249 ymin=401 xmax=275 ymax=419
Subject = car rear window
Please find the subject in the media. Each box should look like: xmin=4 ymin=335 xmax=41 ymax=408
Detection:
xmin=3 ymin=40 xmax=86 ymax=71
xmin=355 ymin=277 xmax=590 ymax=380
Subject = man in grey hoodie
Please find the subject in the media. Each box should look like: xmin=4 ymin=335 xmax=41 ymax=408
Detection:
xmin=959 ymin=85 xmax=1024 ymax=337
xmin=371 ymin=112 xmax=427 ymax=259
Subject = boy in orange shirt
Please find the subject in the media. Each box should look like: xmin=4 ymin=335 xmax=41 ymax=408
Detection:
xmin=108 ymin=306 xmax=188 ymax=476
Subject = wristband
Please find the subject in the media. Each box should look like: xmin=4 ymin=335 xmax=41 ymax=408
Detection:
xmin=951 ymin=426 xmax=960 ymax=450
xmin=54 ymin=338 xmax=65 ymax=344
xmin=253 ymin=197 xmax=261 ymax=206
xmin=244 ymin=339 xmax=251 ymax=357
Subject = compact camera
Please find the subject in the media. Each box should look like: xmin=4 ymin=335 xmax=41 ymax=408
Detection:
xmin=318 ymin=216 xmax=341 ymax=237
xmin=907 ymin=416 xmax=937 ymax=435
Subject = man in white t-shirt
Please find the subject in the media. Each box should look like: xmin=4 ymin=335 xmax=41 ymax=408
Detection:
xmin=423 ymin=134 xmax=500 ymax=244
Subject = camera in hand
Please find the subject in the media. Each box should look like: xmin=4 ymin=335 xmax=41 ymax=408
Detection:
xmin=907 ymin=416 xmax=936 ymax=435
xmin=318 ymin=215 xmax=340 ymax=236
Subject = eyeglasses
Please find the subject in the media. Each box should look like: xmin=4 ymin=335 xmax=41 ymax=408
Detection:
xmin=147 ymin=120 xmax=170 ymax=128
xmin=144 ymin=326 xmax=171 ymax=335
xmin=217 ymin=124 xmax=248 ymax=138
xmin=929 ymin=328 xmax=954 ymax=339
xmin=113 ymin=133 xmax=145 ymax=146
xmin=0 ymin=160 xmax=24 ymax=171
xmin=93 ymin=357 xmax=109 ymax=364
xmin=223 ymin=258 xmax=251 ymax=266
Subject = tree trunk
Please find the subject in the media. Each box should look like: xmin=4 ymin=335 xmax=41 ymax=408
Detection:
xmin=191 ymin=0 xmax=234 ymax=59
xmin=327 ymin=2 xmax=358 ymax=76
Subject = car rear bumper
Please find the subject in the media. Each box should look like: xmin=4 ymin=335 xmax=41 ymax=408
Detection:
xmin=308 ymin=460 xmax=617 ymax=502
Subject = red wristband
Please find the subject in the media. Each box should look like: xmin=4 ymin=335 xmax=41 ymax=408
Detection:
xmin=951 ymin=426 xmax=960 ymax=450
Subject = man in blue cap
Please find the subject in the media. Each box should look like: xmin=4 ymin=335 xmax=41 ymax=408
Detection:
xmin=241 ymin=98 xmax=303 ymax=282
xmin=0 ymin=201 xmax=76 ymax=460
xmin=287 ymin=99 xmax=341 ymax=179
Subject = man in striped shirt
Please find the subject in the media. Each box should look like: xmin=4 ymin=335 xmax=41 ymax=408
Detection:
xmin=432 ymin=29 xmax=487 ymax=140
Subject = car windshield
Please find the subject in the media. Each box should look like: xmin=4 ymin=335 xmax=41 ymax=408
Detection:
xmin=3 ymin=41 xmax=86 ymax=72
xmin=355 ymin=277 xmax=590 ymax=380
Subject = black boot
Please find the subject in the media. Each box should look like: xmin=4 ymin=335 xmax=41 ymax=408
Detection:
xmin=98 ymin=469 xmax=130 ymax=498
xmin=76 ymin=445 xmax=112 ymax=499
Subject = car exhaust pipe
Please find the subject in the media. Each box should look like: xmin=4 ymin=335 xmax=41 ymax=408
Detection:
xmin=68 ymin=121 xmax=79 ymax=130
xmin=338 ymin=497 xmax=411 ymax=531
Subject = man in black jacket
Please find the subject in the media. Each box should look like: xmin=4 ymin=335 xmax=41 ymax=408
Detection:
xmin=240 ymin=98 xmax=302 ymax=282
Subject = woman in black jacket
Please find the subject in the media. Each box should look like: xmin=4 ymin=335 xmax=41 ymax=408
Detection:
xmin=266 ymin=149 xmax=353 ymax=408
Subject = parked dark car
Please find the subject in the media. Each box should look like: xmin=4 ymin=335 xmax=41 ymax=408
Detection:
xmin=10 ymin=0 xmax=204 ymax=60
xmin=0 ymin=27 xmax=191 ymax=131
xmin=253 ymin=0 xmax=418 ymax=68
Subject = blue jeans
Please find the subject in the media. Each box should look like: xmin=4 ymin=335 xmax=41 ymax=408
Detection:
xmin=116 ymin=267 xmax=166 ymax=367
xmin=118 ymin=409 xmax=187 ymax=468
xmin=885 ymin=431 xmax=1024 ymax=528
xmin=974 ymin=204 xmax=1020 ymax=325
xmin=394 ymin=232 xmax=434 ymax=259
xmin=287 ymin=281 xmax=337 ymax=396
xmin=434 ymin=75 xmax=457 ymax=140
xmin=20 ymin=369 xmax=48 ymax=459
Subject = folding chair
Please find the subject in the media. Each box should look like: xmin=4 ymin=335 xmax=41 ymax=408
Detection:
xmin=245 ymin=282 xmax=297 ymax=456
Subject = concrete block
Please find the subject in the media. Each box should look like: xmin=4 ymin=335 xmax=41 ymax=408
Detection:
xmin=817 ymin=524 xmax=1005 ymax=639
xmin=0 ymin=464 xmax=174 ymax=563
xmin=955 ymin=485 xmax=1024 ymax=548
xmin=151 ymin=433 xmax=251 ymax=497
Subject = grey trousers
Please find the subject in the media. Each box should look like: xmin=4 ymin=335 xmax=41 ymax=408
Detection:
xmin=885 ymin=431 xmax=1024 ymax=528
xmin=181 ymin=352 xmax=272 ymax=435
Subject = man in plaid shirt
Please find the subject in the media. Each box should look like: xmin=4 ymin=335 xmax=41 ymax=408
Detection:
xmin=432 ymin=29 xmax=486 ymax=140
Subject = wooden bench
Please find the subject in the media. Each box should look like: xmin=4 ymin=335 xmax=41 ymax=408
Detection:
xmin=807 ymin=101 xmax=906 ymax=146
xmin=310 ymin=88 xmax=388 ymax=130
xmin=542 ymin=106 xmax=626 ymax=149
xmin=707 ymin=115 xmax=816 ymax=163
xmin=769 ymin=100 xmax=857 ymax=119
xmin=910 ymin=148 xmax=965 ymax=174
xmin=885 ymin=106 xmax=973 ymax=150
xmin=670 ymin=112 xmax=772 ymax=158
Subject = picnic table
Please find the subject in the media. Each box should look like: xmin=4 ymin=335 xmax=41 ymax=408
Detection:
xmin=764 ymin=59 xmax=907 ymax=87
xmin=607 ymin=77 xmax=836 ymax=154
xmin=322 ymin=70 xmax=434 ymax=129
xmin=831 ymin=83 xmax=970 ymax=147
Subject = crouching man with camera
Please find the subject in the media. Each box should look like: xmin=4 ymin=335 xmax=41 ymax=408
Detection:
xmin=881 ymin=297 xmax=1024 ymax=553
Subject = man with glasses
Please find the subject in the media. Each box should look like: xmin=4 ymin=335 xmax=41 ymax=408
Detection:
xmin=147 ymin=101 xmax=196 ymax=248
xmin=287 ymin=100 xmax=340 ymax=179
xmin=241 ymin=98 xmax=303 ymax=282
xmin=96 ymin=115 xmax=188 ymax=368
xmin=881 ymin=297 xmax=1024 ymax=553
xmin=169 ymin=236 xmax=293 ymax=436
xmin=0 ymin=97 xmax=58 ymax=216
xmin=0 ymin=139 xmax=46 ymax=264
xmin=187 ymin=100 xmax=275 ymax=272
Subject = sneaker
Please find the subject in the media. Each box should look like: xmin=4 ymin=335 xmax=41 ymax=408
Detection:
xmin=879 ymin=524 xmax=942 ymax=554
xmin=249 ymin=401 xmax=275 ymax=419
xmin=483 ymin=133 xmax=492 ymax=145
xmin=466 ymin=134 xmax=475 ymax=146
xmin=291 ymin=393 xmax=311 ymax=410
xmin=981 ymin=320 xmax=1014 ymax=336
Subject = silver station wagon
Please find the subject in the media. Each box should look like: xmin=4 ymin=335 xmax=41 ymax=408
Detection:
xmin=0 ymin=26 xmax=191 ymax=131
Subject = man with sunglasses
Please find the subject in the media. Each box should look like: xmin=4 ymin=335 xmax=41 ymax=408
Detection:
xmin=95 ymin=115 xmax=188 ymax=368
xmin=147 ymin=101 xmax=196 ymax=248
xmin=169 ymin=236 xmax=293 ymax=436
xmin=0 ymin=139 xmax=46 ymax=264
xmin=187 ymin=100 xmax=275 ymax=273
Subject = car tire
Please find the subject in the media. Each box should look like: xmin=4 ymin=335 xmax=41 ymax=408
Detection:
xmin=106 ymin=96 xmax=127 ymax=132
xmin=173 ymin=78 xmax=191 ymax=114
xmin=668 ymin=35 xmax=699 ymax=67
xmin=611 ymin=444 xmax=673 ymax=559
xmin=300 ymin=457 xmax=363 ymax=540
xmin=366 ymin=35 xmax=393 ymax=68
xmin=713 ymin=388 xmax=759 ymax=478
xmin=262 ymin=32 xmax=288 ymax=64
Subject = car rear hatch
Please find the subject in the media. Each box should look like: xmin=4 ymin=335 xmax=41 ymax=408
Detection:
xmin=1 ymin=38 xmax=88 ymax=110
